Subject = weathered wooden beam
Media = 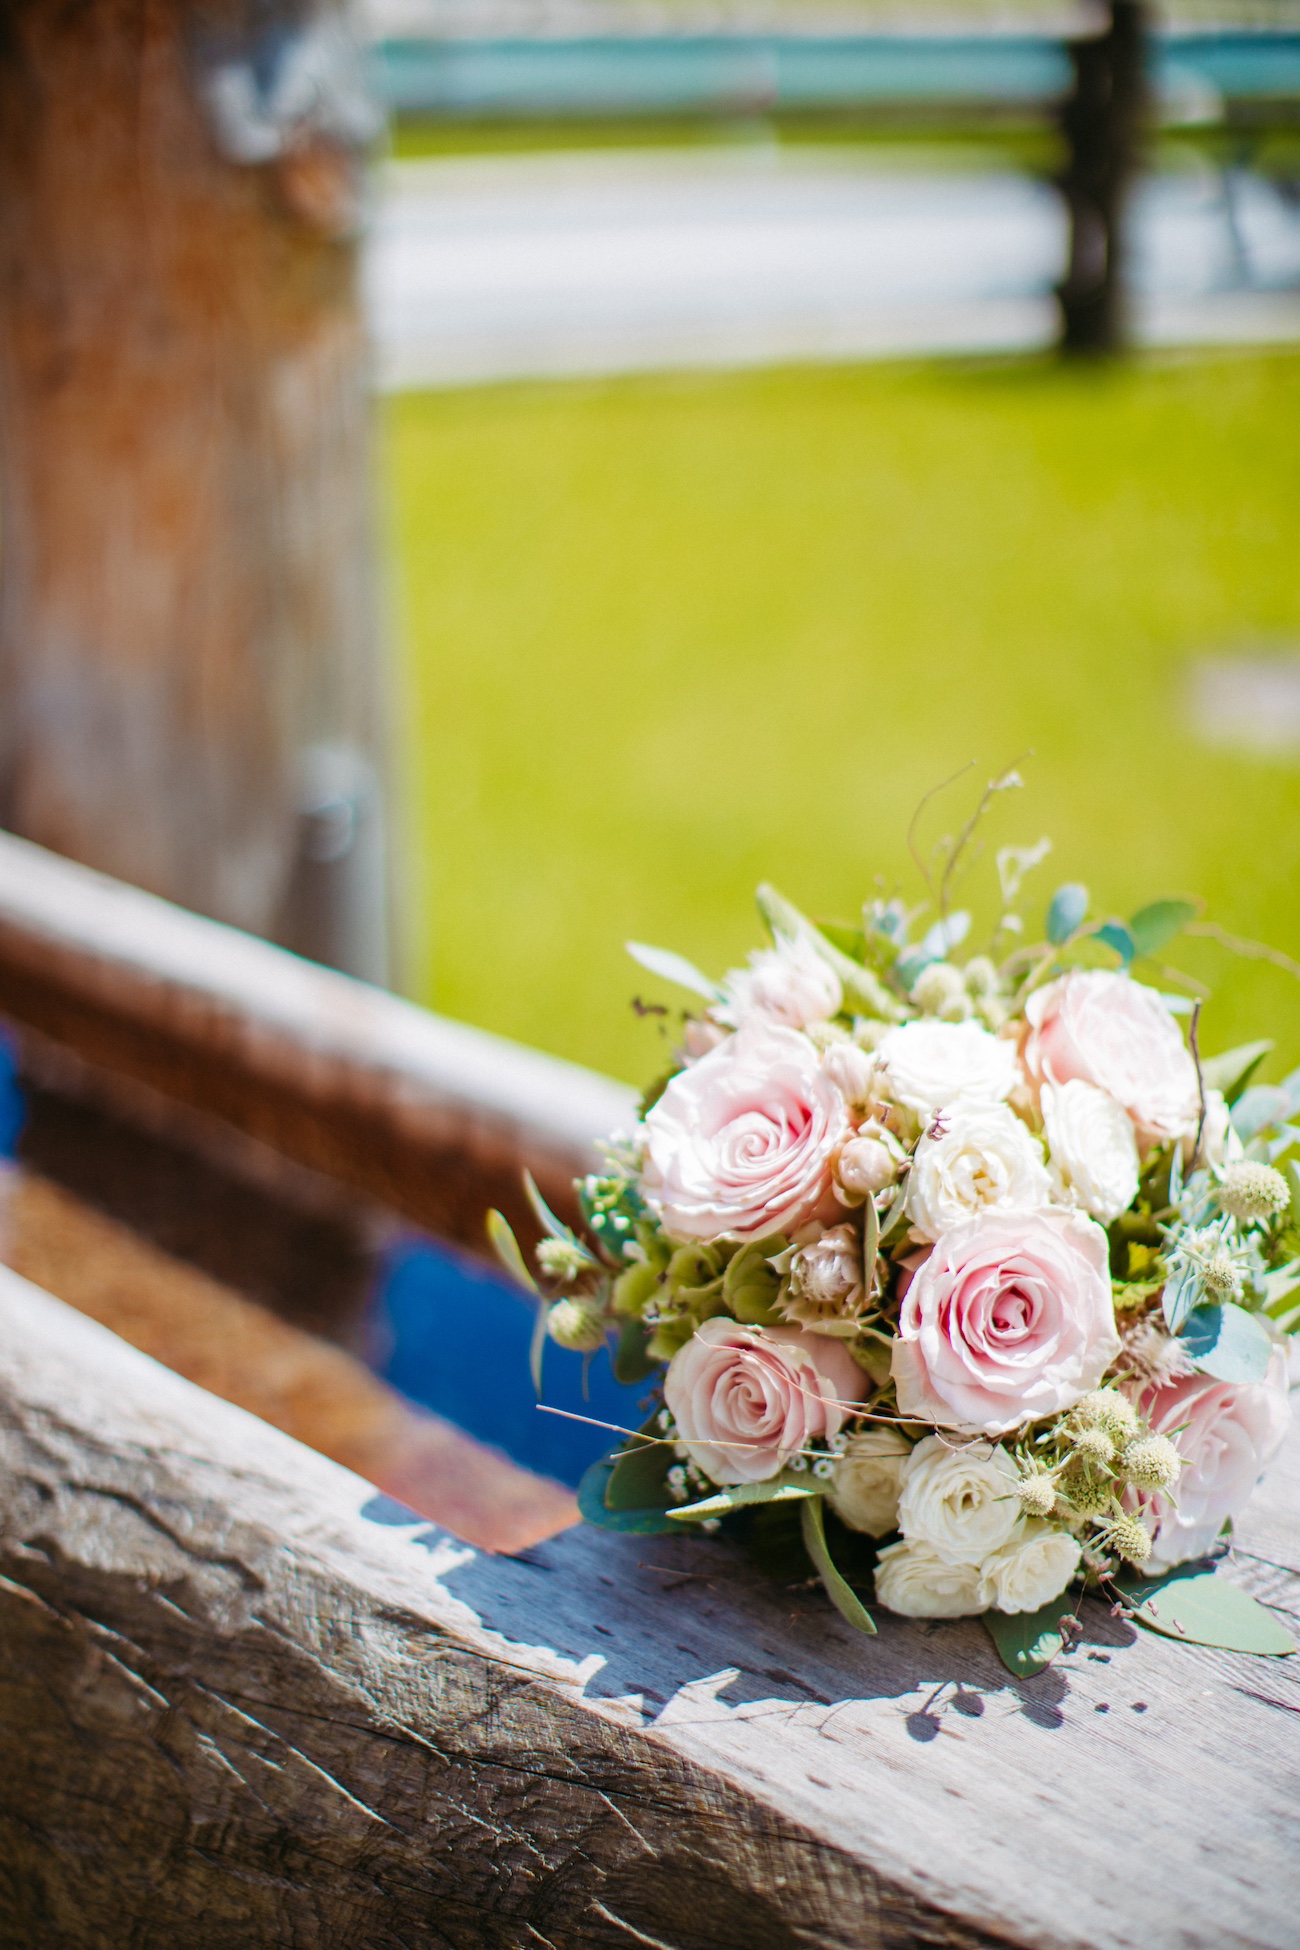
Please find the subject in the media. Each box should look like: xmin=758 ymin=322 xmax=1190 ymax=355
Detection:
xmin=2 ymin=1270 xmax=1297 ymax=1949
xmin=0 ymin=829 xmax=636 ymax=1247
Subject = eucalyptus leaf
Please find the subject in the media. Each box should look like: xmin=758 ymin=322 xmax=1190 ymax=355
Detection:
xmin=605 ymin=1434 xmax=675 ymax=1511
xmin=1232 ymin=1084 xmax=1290 ymax=1143
xmin=487 ymin=1209 xmax=538 ymax=1294
xmin=1122 ymin=1570 xmax=1295 ymax=1655
xmin=1162 ymin=1262 xmax=1200 ymax=1335
xmin=625 ymin=940 xmax=720 ymax=1002
xmin=613 ymin=1316 xmax=661 ymax=1385
xmin=576 ymin=1458 xmax=679 ymax=1535
xmin=1095 ymin=921 xmax=1135 ymax=965
xmin=1200 ymin=1039 xmax=1274 ymax=1105
xmin=802 ymin=1496 xmax=876 ymax=1635
xmin=1284 ymin=1157 xmax=1300 ymax=1222
xmin=1046 ymin=882 xmax=1089 ymax=945
xmin=1179 ymin=1301 xmax=1273 ymax=1383
xmin=981 ymin=1600 xmax=1070 ymax=1679
xmin=667 ymin=1475 xmax=818 ymax=1522
xmin=1128 ymin=898 xmax=1198 ymax=959
xmin=523 ymin=1170 xmax=582 ymax=1248
xmin=920 ymin=911 xmax=971 ymax=960
xmin=528 ymin=1294 xmax=548 ymax=1395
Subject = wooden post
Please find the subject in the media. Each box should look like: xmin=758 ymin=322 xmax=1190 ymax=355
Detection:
xmin=1056 ymin=0 xmax=1148 ymax=355
xmin=0 ymin=0 xmax=389 ymax=976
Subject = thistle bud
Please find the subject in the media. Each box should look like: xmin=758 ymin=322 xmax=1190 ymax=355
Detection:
xmin=962 ymin=956 xmax=1000 ymax=1000
xmin=1015 ymin=1472 xmax=1058 ymax=1517
xmin=1103 ymin=1511 xmax=1153 ymax=1566
xmin=1071 ymin=1389 xmax=1140 ymax=1443
xmin=1063 ymin=1478 xmax=1115 ymax=1519
xmin=546 ymin=1297 xmax=608 ymax=1352
xmin=1217 ymin=1160 xmax=1289 ymax=1225
xmin=1120 ymin=1434 xmax=1182 ymax=1491
xmin=1071 ymin=1426 xmax=1116 ymax=1468
xmin=910 ymin=962 xmax=969 ymax=1021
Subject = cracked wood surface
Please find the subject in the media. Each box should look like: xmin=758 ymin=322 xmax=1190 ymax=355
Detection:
xmin=2 ymin=1272 xmax=1298 ymax=1949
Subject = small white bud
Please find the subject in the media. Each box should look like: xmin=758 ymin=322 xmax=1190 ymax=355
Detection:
xmin=835 ymin=1130 xmax=900 ymax=1201
xmin=1015 ymin=1473 xmax=1058 ymax=1517
xmin=910 ymin=962 xmax=969 ymax=1020
xmin=546 ymin=1297 xmax=608 ymax=1352
xmin=1217 ymin=1160 xmax=1289 ymax=1225
xmin=1072 ymin=1426 xmax=1116 ymax=1468
xmin=1121 ymin=1434 xmax=1182 ymax=1491
xmin=537 ymin=1237 xmax=593 ymax=1284
xmin=1103 ymin=1511 xmax=1153 ymax=1566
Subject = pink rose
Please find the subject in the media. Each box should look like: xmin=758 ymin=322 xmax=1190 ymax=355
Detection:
xmin=1023 ymin=970 xmax=1199 ymax=1148
xmin=1126 ymin=1347 xmax=1291 ymax=1570
xmin=642 ymin=1020 xmax=850 ymax=1242
xmin=665 ymin=1318 xmax=866 ymax=1483
xmin=892 ymin=1208 xmax=1120 ymax=1435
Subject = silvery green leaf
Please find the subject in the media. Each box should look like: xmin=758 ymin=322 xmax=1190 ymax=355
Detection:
xmin=1122 ymin=1569 xmax=1295 ymax=1655
xmin=1095 ymin=921 xmax=1135 ymax=964
xmin=1046 ymin=883 xmax=1089 ymax=945
xmin=1128 ymin=898 xmax=1198 ymax=959
xmin=802 ymin=1496 xmax=876 ymax=1636
xmin=982 ymin=1600 xmax=1068 ymax=1678
xmin=1162 ymin=1262 xmax=1201 ymax=1334
xmin=1233 ymin=1085 xmax=1292 ymax=1143
xmin=920 ymin=910 xmax=970 ymax=960
xmin=667 ymin=1475 xmax=818 ymax=1521
xmin=487 ymin=1208 xmax=538 ymax=1294
xmin=523 ymin=1169 xmax=583 ymax=1247
xmin=625 ymin=941 xmax=720 ymax=1001
xmin=1200 ymin=1040 xmax=1274 ymax=1104
xmin=1179 ymin=1301 xmax=1273 ymax=1383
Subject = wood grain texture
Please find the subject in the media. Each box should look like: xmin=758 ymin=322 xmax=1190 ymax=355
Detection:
xmin=0 ymin=830 xmax=636 ymax=1247
xmin=0 ymin=0 xmax=382 ymax=936
xmin=0 ymin=1169 xmax=576 ymax=1552
xmin=1 ymin=1270 xmax=1297 ymax=1950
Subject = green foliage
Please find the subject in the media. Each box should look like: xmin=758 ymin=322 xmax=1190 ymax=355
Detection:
xmin=613 ymin=1316 xmax=661 ymax=1383
xmin=486 ymin=1209 xmax=537 ymax=1293
xmin=1180 ymin=1300 xmax=1274 ymax=1383
xmin=801 ymin=1495 xmax=877 ymax=1635
xmin=604 ymin=1430 xmax=675 ymax=1510
xmin=668 ymin=1475 xmax=818 ymax=1521
xmin=1095 ymin=921 xmax=1135 ymax=965
xmin=1046 ymin=882 xmax=1088 ymax=945
xmin=576 ymin=1455 xmax=680 ymax=1534
xmin=982 ymin=1600 xmax=1070 ymax=1678
xmin=1200 ymin=1039 xmax=1274 ymax=1103
xmin=1128 ymin=898 xmax=1199 ymax=960
xmin=1121 ymin=1569 xmax=1296 ymax=1655
xmin=721 ymin=1235 xmax=785 ymax=1324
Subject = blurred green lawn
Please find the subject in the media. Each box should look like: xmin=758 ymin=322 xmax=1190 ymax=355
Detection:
xmin=383 ymin=346 xmax=1300 ymax=1087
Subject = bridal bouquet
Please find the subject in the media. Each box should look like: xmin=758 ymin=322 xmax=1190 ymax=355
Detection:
xmin=490 ymin=815 xmax=1297 ymax=1672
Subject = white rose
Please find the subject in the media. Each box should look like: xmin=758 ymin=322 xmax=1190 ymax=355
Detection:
xmin=874 ymin=1539 xmax=986 ymax=1618
xmin=896 ymin=1434 xmax=1022 ymax=1562
xmin=1024 ymin=969 xmax=1199 ymax=1148
xmin=875 ymin=1019 xmax=1019 ymax=1120
xmin=1041 ymin=1079 xmax=1140 ymax=1224
xmin=828 ymin=1427 xmax=911 ymax=1535
xmin=905 ymin=1102 xmax=1051 ymax=1241
xmin=716 ymin=933 xmax=842 ymax=1032
xmin=978 ymin=1524 xmax=1081 ymax=1614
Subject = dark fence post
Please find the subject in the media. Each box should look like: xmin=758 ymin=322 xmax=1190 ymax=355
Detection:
xmin=1056 ymin=0 xmax=1149 ymax=355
